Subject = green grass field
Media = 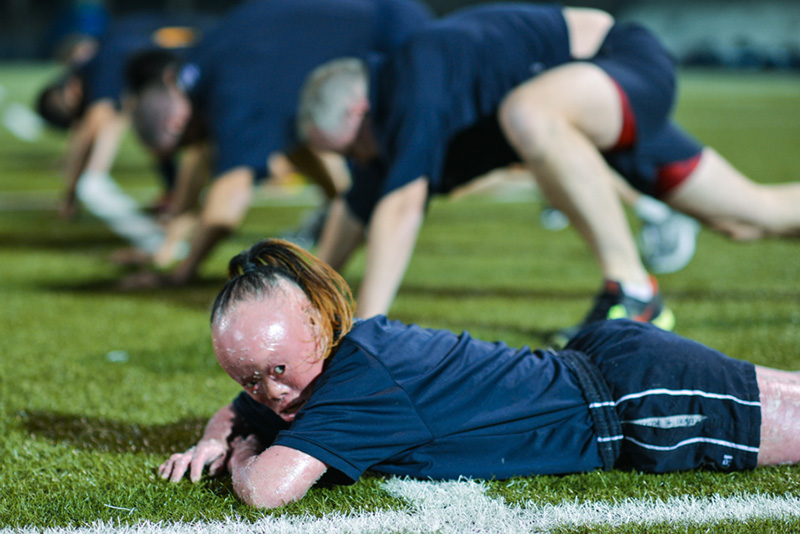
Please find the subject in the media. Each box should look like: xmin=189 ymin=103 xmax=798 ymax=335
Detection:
xmin=1 ymin=64 xmax=799 ymax=532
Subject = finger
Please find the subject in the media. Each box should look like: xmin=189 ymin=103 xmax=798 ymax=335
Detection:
xmin=168 ymin=450 xmax=196 ymax=483
xmin=190 ymin=449 xmax=224 ymax=483
xmin=158 ymin=452 xmax=185 ymax=479
xmin=207 ymin=454 xmax=227 ymax=477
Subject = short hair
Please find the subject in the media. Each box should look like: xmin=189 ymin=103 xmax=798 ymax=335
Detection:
xmin=125 ymin=48 xmax=179 ymax=95
xmin=211 ymin=239 xmax=355 ymax=359
xmin=297 ymin=57 xmax=367 ymax=143
xmin=35 ymin=75 xmax=84 ymax=130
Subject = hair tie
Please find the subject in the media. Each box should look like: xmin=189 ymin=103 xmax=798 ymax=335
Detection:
xmin=238 ymin=261 xmax=261 ymax=276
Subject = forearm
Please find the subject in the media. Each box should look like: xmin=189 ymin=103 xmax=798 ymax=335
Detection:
xmin=356 ymin=178 xmax=427 ymax=318
xmin=315 ymin=197 xmax=365 ymax=271
xmin=168 ymin=167 xmax=254 ymax=284
xmin=229 ymin=445 xmax=326 ymax=509
xmin=200 ymin=403 xmax=245 ymax=443
xmin=168 ymin=222 xmax=232 ymax=284
xmin=63 ymin=102 xmax=122 ymax=186
xmin=168 ymin=143 xmax=211 ymax=216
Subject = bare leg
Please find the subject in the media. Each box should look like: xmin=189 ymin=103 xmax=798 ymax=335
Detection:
xmin=756 ymin=366 xmax=800 ymax=466
xmin=666 ymin=147 xmax=800 ymax=240
xmin=498 ymin=63 xmax=650 ymax=286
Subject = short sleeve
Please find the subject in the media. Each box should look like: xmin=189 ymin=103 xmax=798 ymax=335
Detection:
xmin=273 ymin=344 xmax=433 ymax=483
xmin=232 ymin=392 xmax=290 ymax=444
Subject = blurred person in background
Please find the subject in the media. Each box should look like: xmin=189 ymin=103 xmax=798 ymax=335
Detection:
xmin=297 ymin=3 xmax=800 ymax=345
xmin=36 ymin=11 xmax=216 ymax=257
xmin=120 ymin=0 xmax=433 ymax=288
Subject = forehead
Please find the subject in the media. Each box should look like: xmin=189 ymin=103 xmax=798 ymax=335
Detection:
xmin=212 ymin=283 xmax=311 ymax=360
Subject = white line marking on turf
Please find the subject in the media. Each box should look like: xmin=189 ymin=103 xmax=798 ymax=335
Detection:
xmin=5 ymin=477 xmax=800 ymax=533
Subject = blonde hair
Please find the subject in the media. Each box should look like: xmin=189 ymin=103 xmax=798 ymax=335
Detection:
xmin=210 ymin=239 xmax=354 ymax=358
xmin=296 ymin=57 xmax=367 ymax=143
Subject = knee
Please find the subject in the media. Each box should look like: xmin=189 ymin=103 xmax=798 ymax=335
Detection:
xmin=498 ymin=90 xmax=563 ymax=161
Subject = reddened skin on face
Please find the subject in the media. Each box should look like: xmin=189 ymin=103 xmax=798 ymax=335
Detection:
xmin=212 ymin=281 xmax=328 ymax=423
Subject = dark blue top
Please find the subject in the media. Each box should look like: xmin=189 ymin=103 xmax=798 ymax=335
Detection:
xmin=78 ymin=12 xmax=214 ymax=107
xmin=345 ymin=3 xmax=571 ymax=223
xmin=234 ymin=315 xmax=600 ymax=483
xmin=177 ymin=0 xmax=433 ymax=178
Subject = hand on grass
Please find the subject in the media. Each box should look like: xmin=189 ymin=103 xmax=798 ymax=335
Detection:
xmin=159 ymin=438 xmax=229 ymax=483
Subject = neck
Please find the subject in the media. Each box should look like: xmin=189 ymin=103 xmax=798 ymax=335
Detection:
xmin=348 ymin=115 xmax=378 ymax=165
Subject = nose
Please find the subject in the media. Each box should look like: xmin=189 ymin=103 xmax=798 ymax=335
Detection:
xmin=264 ymin=378 xmax=289 ymax=402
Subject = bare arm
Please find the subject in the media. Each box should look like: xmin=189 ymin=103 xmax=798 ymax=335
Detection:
xmin=315 ymin=196 xmax=365 ymax=271
xmin=228 ymin=438 xmax=327 ymax=509
xmin=159 ymin=403 xmax=244 ymax=483
xmin=168 ymin=166 xmax=255 ymax=284
xmin=61 ymin=101 xmax=125 ymax=217
xmin=151 ymin=143 xmax=210 ymax=268
xmin=356 ymin=177 xmax=428 ymax=318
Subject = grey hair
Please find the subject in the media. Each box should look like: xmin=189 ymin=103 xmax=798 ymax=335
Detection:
xmin=296 ymin=57 xmax=368 ymax=143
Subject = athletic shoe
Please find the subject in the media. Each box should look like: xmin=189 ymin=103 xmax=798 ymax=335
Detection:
xmin=636 ymin=202 xmax=700 ymax=274
xmin=548 ymin=276 xmax=675 ymax=348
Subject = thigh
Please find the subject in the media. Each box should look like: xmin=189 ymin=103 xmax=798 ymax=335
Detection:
xmin=504 ymin=62 xmax=623 ymax=150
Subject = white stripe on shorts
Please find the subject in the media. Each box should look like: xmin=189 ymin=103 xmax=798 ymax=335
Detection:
xmin=625 ymin=435 xmax=759 ymax=454
xmin=614 ymin=388 xmax=761 ymax=408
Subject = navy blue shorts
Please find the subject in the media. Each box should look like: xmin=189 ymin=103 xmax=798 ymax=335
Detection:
xmin=591 ymin=23 xmax=704 ymax=198
xmin=566 ymin=320 xmax=761 ymax=473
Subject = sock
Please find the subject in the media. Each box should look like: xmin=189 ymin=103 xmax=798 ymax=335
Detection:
xmin=634 ymin=196 xmax=672 ymax=224
xmin=619 ymin=280 xmax=655 ymax=301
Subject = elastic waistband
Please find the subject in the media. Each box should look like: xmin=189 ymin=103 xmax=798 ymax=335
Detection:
xmin=558 ymin=349 xmax=622 ymax=470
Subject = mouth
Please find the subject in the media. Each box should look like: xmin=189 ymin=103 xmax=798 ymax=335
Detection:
xmin=279 ymin=398 xmax=306 ymax=421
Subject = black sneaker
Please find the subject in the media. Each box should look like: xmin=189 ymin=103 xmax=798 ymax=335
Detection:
xmin=548 ymin=276 xmax=675 ymax=348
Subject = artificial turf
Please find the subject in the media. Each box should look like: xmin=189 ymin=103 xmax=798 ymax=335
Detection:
xmin=1 ymin=64 xmax=799 ymax=532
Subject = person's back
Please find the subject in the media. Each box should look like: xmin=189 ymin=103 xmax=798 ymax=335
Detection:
xmin=181 ymin=0 xmax=434 ymax=177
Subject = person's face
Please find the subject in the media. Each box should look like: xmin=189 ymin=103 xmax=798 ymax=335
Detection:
xmin=306 ymin=97 xmax=369 ymax=154
xmin=212 ymin=282 xmax=327 ymax=423
xmin=132 ymin=84 xmax=192 ymax=156
xmin=157 ymin=87 xmax=192 ymax=154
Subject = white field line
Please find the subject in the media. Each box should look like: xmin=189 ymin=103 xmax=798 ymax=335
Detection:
xmin=5 ymin=477 xmax=800 ymax=534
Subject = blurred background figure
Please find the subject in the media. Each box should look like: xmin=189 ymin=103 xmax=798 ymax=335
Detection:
xmin=46 ymin=0 xmax=110 ymax=66
xmin=120 ymin=0 xmax=433 ymax=288
xmin=36 ymin=10 xmax=217 ymax=257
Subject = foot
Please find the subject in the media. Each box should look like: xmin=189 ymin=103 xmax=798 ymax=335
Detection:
xmin=548 ymin=276 xmax=675 ymax=348
xmin=636 ymin=203 xmax=700 ymax=274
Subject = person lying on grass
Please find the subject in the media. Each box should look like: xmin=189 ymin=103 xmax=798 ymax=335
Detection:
xmin=159 ymin=238 xmax=800 ymax=509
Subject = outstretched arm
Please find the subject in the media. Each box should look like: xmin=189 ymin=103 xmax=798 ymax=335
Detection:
xmin=356 ymin=177 xmax=428 ymax=318
xmin=61 ymin=100 xmax=126 ymax=218
xmin=151 ymin=143 xmax=211 ymax=268
xmin=167 ymin=166 xmax=255 ymax=284
xmin=228 ymin=438 xmax=327 ymax=509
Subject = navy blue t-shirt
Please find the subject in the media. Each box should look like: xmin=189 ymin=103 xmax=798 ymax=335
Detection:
xmin=235 ymin=315 xmax=600 ymax=483
xmin=345 ymin=3 xmax=571 ymax=223
xmin=78 ymin=12 xmax=214 ymax=107
xmin=177 ymin=0 xmax=433 ymax=178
